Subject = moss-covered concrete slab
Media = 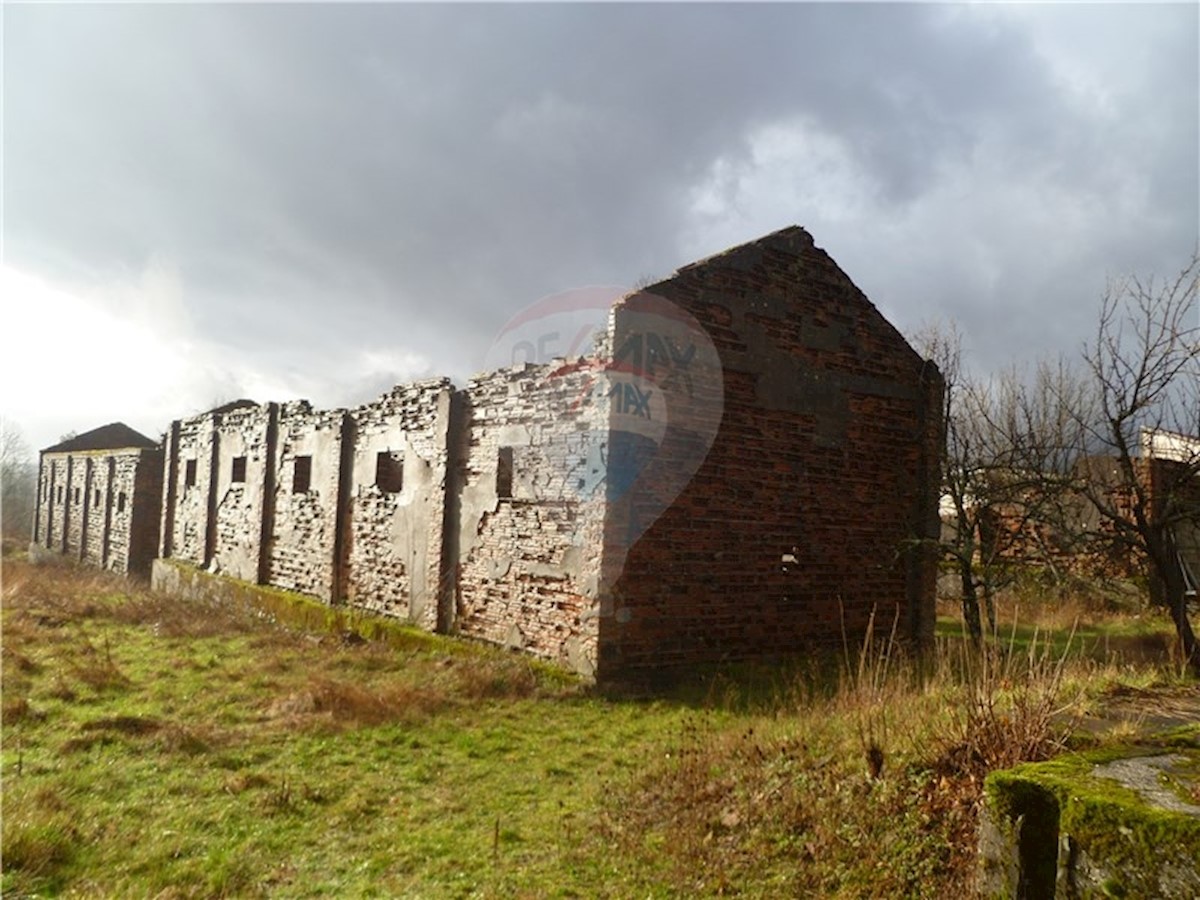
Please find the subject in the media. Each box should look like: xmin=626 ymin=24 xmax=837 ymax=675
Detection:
xmin=979 ymin=730 xmax=1200 ymax=899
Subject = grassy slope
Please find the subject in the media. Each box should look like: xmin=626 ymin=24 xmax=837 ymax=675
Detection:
xmin=1 ymin=560 xmax=1189 ymax=898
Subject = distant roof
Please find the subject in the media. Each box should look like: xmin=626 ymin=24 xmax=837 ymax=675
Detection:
xmin=42 ymin=422 xmax=159 ymax=454
xmin=1141 ymin=427 xmax=1200 ymax=463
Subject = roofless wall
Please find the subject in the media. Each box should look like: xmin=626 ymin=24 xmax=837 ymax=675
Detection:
xmin=38 ymin=227 xmax=943 ymax=679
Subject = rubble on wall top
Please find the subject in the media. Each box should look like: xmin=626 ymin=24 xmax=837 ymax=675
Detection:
xmin=206 ymin=399 xmax=258 ymax=416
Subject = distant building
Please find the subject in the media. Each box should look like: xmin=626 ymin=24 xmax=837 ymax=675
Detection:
xmin=936 ymin=427 xmax=1200 ymax=594
xmin=31 ymin=423 xmax=163 ymax=576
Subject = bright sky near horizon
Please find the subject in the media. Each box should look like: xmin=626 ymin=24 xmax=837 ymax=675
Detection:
xmin=3 ymin=2 xmax=1197 ymax=455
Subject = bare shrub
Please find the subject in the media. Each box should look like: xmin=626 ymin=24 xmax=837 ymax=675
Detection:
xmin=936 ymin=626 xmax=1083 ymax=779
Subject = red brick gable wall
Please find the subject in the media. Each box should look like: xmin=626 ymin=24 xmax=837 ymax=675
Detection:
xmin=598 ymin=229 xmax=942 ymax=675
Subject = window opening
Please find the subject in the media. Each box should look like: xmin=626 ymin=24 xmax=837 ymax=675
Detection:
xmin=497 ymin=447 xmax=514 ymax=499
xmin=293 ymin=455 xmax=312 ymax=493
xmin=375 ymin=451 xmax=403 ymax=493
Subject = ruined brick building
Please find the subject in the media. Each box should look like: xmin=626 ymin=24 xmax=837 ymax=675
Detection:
xmin=31 ymin=227 xmax=945 ymax=679
xmin=31 ymin=423 xmax=164 ymax=576
xmin=938 ymin=429 xmax=1200 ymax=591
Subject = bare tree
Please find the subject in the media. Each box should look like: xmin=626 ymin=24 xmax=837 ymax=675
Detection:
xmin=916 ymin=321 xmax=990 ymax=642
xmin=1 ymin=418 xmax=37 ymax=544
xmin=916 ymin=324 xmax=1090 ymax=645
xmin=1064 ymin=253 xmax=1200 ymax=674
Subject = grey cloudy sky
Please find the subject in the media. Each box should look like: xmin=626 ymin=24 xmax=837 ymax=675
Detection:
xmin=3 ymin=2 xmax=1197 ymax=453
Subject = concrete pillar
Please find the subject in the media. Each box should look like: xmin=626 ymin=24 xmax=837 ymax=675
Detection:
xmin=161 ymin=420 xmax=180 ymax=559
xmin=204 ymin=415 xmax=221 ymax=568
xmin=102 ymin=456 xmax=115 ymax=568
xmin=257 ymin=403 xmax=280 ymax=585
xmin=61 ymin=455 xmax=73 ymax=554
xmin=331 ymin=411 xmax=356 ymax=603
xmin=80 ymin=457 xmax=93 ymax=561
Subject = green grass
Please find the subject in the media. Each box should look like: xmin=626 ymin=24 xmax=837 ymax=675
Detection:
xmin=934 ymin=611 xmax=1176 ymax=663
xmin=2 ymin=560 xmax=1192 ymax=898
xmin=1 ymin=562 xmax=699 ymax=897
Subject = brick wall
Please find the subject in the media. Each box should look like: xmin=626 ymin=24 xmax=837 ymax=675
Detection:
xmin=81 ymin=457 xmax=107 ymax=566
xmin=211 ymin=405 xmax=274 ymax=583
xmin=167 ymin=413 xmax=218 ymax=566
xmin=40 ymin=456 xmax=67 ymax=554
xmin=86 ymin=226 xmax=945 ymax=680
xmin=596 ymin=227 xmax=942 ymax=676
xmin=454 ymin=363 xmax=608 ymax=675
xmin=128 ymin=450 xmax=164 ymax=576
xmin=46 ymin=457 xmax=68 ymax=552
xmin=65 ymin=461 xmax=85 ymax=558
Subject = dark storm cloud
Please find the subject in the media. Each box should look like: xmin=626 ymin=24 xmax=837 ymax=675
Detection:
xmin=5 ymin=2 xmax=1197 ymax=446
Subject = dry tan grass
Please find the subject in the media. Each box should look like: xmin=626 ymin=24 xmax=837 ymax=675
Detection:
xmin=935 ymin=633 xmax=1082 ymax=779
xmin=447 ymin=653 xmax=543 ymax=700
xmin=265 ymin=675 xmax=451 ymax=731
xmin=602 ymin=616 xmax=1100 ymax=896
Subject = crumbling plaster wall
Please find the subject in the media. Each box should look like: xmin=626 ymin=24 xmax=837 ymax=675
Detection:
xmin=141 ymin=227 xmax=941 ymax=680
xmin=267 ymin=402 xmax=345 ymax=601
xmin=35 ymin=463 xmax=51 ymax=545
xmin=32 ymin=448 xmax=162 ymax=576
xmin=344 ymin=379 xmax=453 ymax=629
xmin=598 ymin=228 xmax=942 ymax=676
xmin=47 ymin=457 xmax=72 ymax=554
xmin=454 ymin=363 xmax=609 ymax=676
xmin=39 ymin=454 xmax=73 ymax=555
xmin=167 ymin=413 xmax=217 ymax=567
xmin=211 ymin=405 xmax=274 ymax=583
xmin=65 ymin=462 xmax=85 ymax=558
xmin=81 ymin=456 xmax=110 ymax=567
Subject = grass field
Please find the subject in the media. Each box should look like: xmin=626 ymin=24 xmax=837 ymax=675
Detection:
xmin=1 ymin=558 xmax=1192 ymax=898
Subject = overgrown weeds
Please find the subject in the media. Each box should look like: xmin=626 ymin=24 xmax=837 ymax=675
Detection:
xmin=604 ymin=608 xmax=1125 ymax=895
xmin=1 ymin=559 xmax=1189 ymax=897
xmin=936 ymin=622 xmax=1081 ymax=779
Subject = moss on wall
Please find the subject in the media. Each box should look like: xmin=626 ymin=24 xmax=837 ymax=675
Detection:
xmin=981 ymin=733 xmax=1200 ymax=898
